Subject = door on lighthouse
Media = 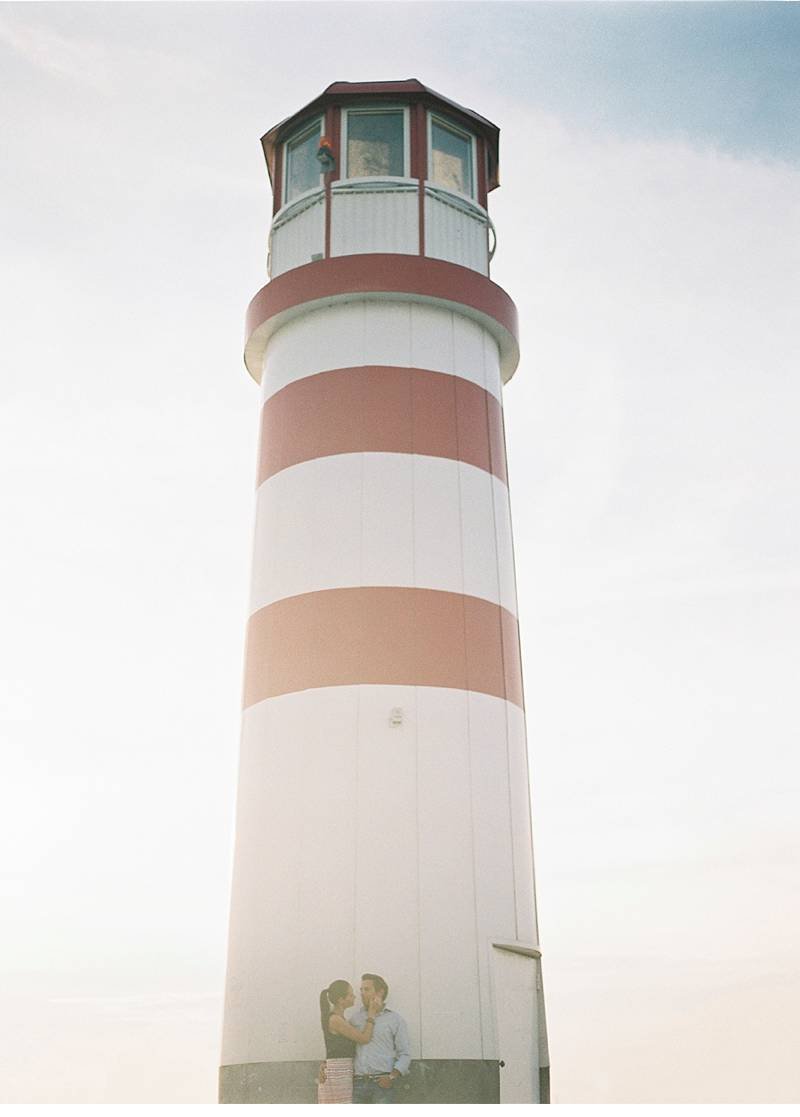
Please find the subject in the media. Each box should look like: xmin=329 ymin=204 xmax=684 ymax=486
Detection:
xmin=491 ymin=944 xmax=543 ymax=1103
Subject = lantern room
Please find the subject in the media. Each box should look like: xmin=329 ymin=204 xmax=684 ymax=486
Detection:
xmin=260 ymin=80 xmax=501 ymax=279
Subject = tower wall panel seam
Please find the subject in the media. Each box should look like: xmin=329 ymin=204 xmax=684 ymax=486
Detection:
xmin=248 ymin=455 xmax=515 ymax=615
xmin=261 ymin=299 xmax=502 ymax=402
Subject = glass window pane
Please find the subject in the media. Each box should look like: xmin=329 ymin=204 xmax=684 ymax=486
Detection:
xmin=286 ymin=122 xmax=321 ymax=201
xmin=431 ymin=118 xmax=474 ymax=197
xmin=347 ymin=111 xmax=404 ymax=178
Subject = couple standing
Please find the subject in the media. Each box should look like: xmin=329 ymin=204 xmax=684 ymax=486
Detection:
xmin=318 ymin=973 xmax=410 ymax=1104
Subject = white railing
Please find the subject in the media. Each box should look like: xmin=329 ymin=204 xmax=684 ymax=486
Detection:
xmin=268 ymin=178 xmax=495 ymax=278
xmin=424 ymin=185 xmax=492 ymax=274
xmin=268 ymin=188 xmax=325 ymax=277
xmin=331 ymin=178 xmax=418 ymax=258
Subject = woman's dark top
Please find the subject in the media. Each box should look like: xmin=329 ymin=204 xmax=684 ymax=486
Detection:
xmin=324 ymin=1016 xmax=356 ymax=1059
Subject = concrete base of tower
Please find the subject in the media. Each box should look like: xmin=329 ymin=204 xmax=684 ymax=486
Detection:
xmin=219 ymin=1059 xmax=504 ymax=1103
xmin=539 ymin=1065 xmax=551 ymax=1103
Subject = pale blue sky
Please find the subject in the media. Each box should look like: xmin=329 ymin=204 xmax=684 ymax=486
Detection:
xmin=1 ymin=1 xmax=798 ymax=1105
xmin=6 ymin=3 xmax=800 ymax=169
xmin=458 ymin=1 xmax=800 ymax=160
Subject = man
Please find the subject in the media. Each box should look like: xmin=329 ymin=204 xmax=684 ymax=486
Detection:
xmin=349 ymin=973 xmax=411 ymax=1103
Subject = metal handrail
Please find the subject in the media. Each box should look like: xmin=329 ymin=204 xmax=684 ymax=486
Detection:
xmin=332 ymin=179 xmax=417 ymax=195
xmin=423 ymin=183 xmax=489 ymax=221
xmin=272 ymin=188 xmax=325 ymax=232
xmin=488 ymin=216 xmax=497 ymax=261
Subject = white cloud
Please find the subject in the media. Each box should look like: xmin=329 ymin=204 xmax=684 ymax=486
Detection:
xmin=0 ymin=9 xmax=208 ymax=92
xmin=0 ymin=12 xmax=114 ymax=88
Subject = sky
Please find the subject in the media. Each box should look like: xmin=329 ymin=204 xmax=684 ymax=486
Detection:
xmin=1 ymin=0 xmax=799 ymax=1105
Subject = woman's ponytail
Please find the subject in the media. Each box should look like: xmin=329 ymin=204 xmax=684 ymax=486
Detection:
xmin=319 ymin=980 xmax=351 ymax=1032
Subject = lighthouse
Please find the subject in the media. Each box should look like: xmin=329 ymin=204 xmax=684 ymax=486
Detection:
xmin=220 ymin=80 xmax=549 ymax=1104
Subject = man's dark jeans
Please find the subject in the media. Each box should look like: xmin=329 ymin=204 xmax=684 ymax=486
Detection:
xmin=353 ymin=1077 xmax=396 ymax=1104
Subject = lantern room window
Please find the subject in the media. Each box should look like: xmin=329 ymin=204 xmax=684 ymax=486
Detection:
xmin=343 ymin=107 xmax=408 ymax=179
xmin=429 ymin=114 xmax=476 ymax=199
xmin=284 ymin=117 xmax=323 ymax=203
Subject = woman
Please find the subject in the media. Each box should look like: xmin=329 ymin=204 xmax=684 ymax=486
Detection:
xmin=317 ymin=980 xmax=379 ymax=1104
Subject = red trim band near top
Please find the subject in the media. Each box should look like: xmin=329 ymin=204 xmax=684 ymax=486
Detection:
xmin=244 ymin=254 xmax=520 ymax=385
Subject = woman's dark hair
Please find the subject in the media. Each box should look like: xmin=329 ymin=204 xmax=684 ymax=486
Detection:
xmin=319 ymin=979 xmax=351 ymax=1031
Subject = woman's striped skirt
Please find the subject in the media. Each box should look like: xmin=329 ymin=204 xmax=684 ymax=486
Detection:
xmin=317 ymin=1057 xmax=354 ymax=1104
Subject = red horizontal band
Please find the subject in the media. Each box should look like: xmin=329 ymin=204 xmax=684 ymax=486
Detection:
xmin=243 ymin=586 xmax=523 ymax=708
xmin=244 ymin=254 xmax=520 ymax=384
xmin=257 ymin=366 xmax=507 ymax=486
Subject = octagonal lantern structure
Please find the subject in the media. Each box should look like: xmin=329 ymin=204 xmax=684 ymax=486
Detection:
xmin=263 ymin=79 xmax=500 ymax=279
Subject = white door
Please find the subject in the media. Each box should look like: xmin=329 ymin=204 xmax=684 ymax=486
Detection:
xmin=491 ymin=945 xmax=540 ymax=1103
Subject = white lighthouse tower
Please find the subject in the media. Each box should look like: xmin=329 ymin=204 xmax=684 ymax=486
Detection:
xmin=220 ymin=80 xmax=549 ymax=1104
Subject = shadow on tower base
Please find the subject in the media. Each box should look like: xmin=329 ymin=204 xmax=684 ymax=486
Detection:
xmin=220 ymin=1059 xmax=550 ymax=1103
